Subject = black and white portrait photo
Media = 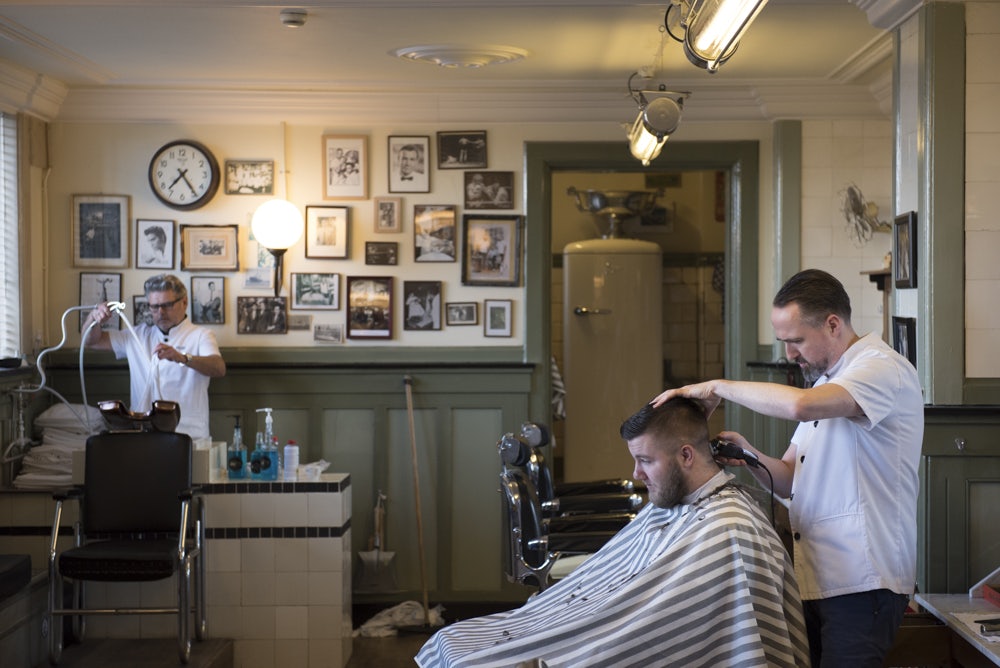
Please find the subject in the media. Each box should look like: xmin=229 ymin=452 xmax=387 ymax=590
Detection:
xmin=191 ymin=276 xmax=224 ymax=324
xmin=72 ymin=195 xmax=130 ymax=268
xmin=388 ymin=136 xmax=430 ymax=193
xmin=437 ymin=131 xmax=487 ymax=169
xmin=136 ymin=219 xmax=174 ymax=269
xmin=404 ymin=281 xmax=442 ymax=331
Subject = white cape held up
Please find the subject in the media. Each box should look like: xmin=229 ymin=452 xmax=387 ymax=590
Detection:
xmin=416 ymin=478 xmax=809 ymax=668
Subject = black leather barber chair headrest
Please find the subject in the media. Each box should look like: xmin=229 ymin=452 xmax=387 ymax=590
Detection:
xmin=98 ymin=399 xmax=181 ymax=433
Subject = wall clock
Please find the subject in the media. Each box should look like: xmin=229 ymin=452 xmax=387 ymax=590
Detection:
xmin=148 ymin=140 xmax=220 ymax=210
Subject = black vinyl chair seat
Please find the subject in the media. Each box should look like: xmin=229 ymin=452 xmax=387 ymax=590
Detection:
xmin=58 ymin=538 xmax=182 ymax=581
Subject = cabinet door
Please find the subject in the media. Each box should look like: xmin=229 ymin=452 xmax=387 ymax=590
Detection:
xmin=923 ymin=455 xmax=1000 ymax=593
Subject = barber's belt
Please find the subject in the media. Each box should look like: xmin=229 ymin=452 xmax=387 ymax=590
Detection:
xmin=98 ymin=399 xmax=180 ymax=433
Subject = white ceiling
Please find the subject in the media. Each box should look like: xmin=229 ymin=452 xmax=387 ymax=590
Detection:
xmin=0 ymin=0 xmax=908 ymax=124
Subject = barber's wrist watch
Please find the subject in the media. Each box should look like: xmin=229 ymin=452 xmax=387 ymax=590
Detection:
xmin=181 ymin=353 xmax=192 ymax=367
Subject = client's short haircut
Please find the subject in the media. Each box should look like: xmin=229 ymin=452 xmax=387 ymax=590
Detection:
xmin=620 ymin=397 xmax=710 ymax=452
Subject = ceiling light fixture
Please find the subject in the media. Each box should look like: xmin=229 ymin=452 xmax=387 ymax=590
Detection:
xmin=626 ymin=72 xmax=689 ymax=166
xmin=280 ymin=8 xmax=307 ymax=28
xmin=664 ymin=0 xmax=770 ymax=72
xmin=391 ymin=45 xmax=529 ymax=69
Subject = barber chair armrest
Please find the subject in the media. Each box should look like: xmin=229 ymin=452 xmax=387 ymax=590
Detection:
xmin=555 ymin=479 xmax=635 ymax=497
xmin=543 ymin=492 xmax=643 ymax=515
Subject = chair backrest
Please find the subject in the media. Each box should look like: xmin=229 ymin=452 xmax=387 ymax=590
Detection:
xmin=82 ymin=431 xmax=193 ymax=534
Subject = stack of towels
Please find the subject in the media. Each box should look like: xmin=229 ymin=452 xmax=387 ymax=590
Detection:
xmin=12 ymin=403 xmax=104 ymax=490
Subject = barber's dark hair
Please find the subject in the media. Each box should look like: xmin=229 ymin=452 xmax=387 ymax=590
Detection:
xmin=773 ymin=268 xmax=851 ymax=327
xmin=144 ymin=274 xmax=187 ymax=300
xmin=620 ymin=397 xmax=710 ymax=452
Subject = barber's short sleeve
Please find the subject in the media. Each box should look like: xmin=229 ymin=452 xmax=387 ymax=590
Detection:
xmin=107 ymin=330 xmax=129 ymax=360
xmin=828 ymin=351 xmax=902 ymax=430
xmin=195 ymin=328 xmax=221 ymax=357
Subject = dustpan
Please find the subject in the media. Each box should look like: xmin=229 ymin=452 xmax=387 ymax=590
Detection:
xmin=356 ymin=490 xmax=398 ymax=592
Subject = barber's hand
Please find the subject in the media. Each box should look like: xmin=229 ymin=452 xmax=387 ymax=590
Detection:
xmin=712 ymin=430 xmax=757 ymax=468
xmin=88 ymin=302 xmax=113 ymax=326
xmin=650 ymin=381 xmax=722 ymax=416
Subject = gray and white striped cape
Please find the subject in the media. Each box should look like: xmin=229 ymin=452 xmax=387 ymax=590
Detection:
xmin=416 ymin=476 xmax=809 ymax=667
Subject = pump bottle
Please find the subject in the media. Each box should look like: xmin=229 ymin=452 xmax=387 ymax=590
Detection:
xmin=254 ymin=408 xmax=279 ymax=481
xmin=227 ymin=414 xmax=246 ymax=480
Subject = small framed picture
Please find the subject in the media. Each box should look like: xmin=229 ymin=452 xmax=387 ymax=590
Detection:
xmin=465 ymin=171 xmax=514 ymax=210
xmin=132 ymin=295 xmax=153 ymax=327
xmin=314 ymin=323 xmax=345 ymax=343
xmin=365 ymin=241 xmax=398 ymax=266
xmin=191 ymin=276 xmax=225 ymax=325
xmin=288 ymin=314 xmax=312 ymax=331
xmin=135 ymin=219 xmax=175 ymax=270
xmin=79 ymin=272 xmax=122 ymax=331
xmin=446 ymin=301 xmax=478 ymax=326
xmin=414 ymin=205 xmax=457 ymax=262
xmin=224 ymin=159 xmax=275 ymax=195
xmin=484 ymin=299 xmax=513 ymax=337
xmin=236 ymin=296 xmax=287 ymax=334
xmin=388 ymin=135 xmax=430 ymax=193
xmin=462 ymin=214 xmax=522 ymax=286
xmin=892 ymin=316 xmax=917 ymax=368
xmin=180 ymin=224 xmax=240 ymax=271
xmin=403 ymin=280 xmax=442 ymax=331
xmin=347 ymin=276 xmax=393 ymax=339
xmin=305 ymin=205 xmax=349 ymax=259
xmin=893 ymin=211 xmax=916 ymax=289
xmin=243 ymin=267 xmax=274 ymax=290
xmin=437 ymin=130 xmax=487 ymax=169
xmin=374 ymin=196 xmax=402 ymax=233
xmin=291 ymin=272 xmax=340 ymax=310
xmin=72 ymin=194 xmax=130 ymax=268
xmin=322 ymin=135 xmax=368 ymax=200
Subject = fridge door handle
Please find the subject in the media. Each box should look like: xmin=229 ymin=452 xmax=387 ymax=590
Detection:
xmin=573 ymin=306 xmax=612 ymax=316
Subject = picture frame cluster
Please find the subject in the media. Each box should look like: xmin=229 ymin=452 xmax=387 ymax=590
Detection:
xmin=72 ymin=129 xmax=520 ymax=342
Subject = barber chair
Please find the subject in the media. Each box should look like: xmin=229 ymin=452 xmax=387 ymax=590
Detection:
xmin=499 ymin=422 xmax=642 ymax=591
xmin=47 ymin=405 xmax=205 ymax=665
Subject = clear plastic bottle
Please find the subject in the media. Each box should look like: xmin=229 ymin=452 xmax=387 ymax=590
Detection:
xmin=226 ymin=414 xmax=246 ymax=480
xmin=283 ymin=440 xmax=299 ymax=481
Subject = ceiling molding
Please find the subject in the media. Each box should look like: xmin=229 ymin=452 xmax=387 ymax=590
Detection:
xmin=0 ymin=16 xmax=114 ymax=84
xmin=0 ymin=59 xmax=68 ymax=119
xmin=849 ymin=0 xmax=923 ymax=30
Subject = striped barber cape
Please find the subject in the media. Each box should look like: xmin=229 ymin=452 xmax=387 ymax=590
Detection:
xmin=416 ymin=473 xmax=809 ymax=668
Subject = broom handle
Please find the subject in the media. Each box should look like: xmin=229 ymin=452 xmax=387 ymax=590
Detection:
xmin=403 ymin=375 xmax=431 ymax=626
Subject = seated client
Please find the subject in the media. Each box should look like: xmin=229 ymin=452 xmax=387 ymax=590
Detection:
xmin=416 ymin=397 xmax=809 ymax=668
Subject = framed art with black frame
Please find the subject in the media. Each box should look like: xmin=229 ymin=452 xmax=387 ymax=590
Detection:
xmin=462 ymin=214 xmax=522 ymax=286
xmin=236 ymin=296 xmax=287 ymax=334
xmin=893 ymin=211 xmax=916 ymax=289
xmin=191 ymin=276 xmax=224 ymax=325
xmin=322 ymin=135 xmax=367 ymax=200
xmin=305 ymin=205 xmax=349 ymax=259
xmin=403 ymin=280 xmax=442 ymax=331
xmin=135 ymin=219 xmax=174 ymax=270
xmin=180 ymin=224 xmax=239 ymax=271
xmin=388 ymin=135 xmax=430 ymax=193
xmin=446 ymin=301 xmax=478 ymax=326
xmin=892 ymin=316 xmax=916 ymax=368
xmin=414 ymin=205 xmax=456 ymax=262
xmin=347 ymin=276 xmax=393 ymax=339
xmin=484 ymin=299 xmax=512 ymax=337
xmin=365 ymin=241 xmax=398 ymax=266
xmin=132 ymin=295 xmax=152 ymax=327
xmin=464 ymin=171 xmax=513 ymax=210
xmin=79 ymin=272 xmax=122 ymax=332
xmin=72 ymin=194 xmax=130 ymax=268
xmin=437 ymin=130 xmax=487 ymax=169
xmin=291 ymin=272 xmax=339 ymax=310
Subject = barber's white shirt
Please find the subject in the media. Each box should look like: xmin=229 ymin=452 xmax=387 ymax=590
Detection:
xmin=789 ymin=332 xmax=923 ymax=600
xmin=108 ymin=318 xmax=221 ymax=440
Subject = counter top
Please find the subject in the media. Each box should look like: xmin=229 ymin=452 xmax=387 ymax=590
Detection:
xmin=915 ymin=593 xmax=1000 ymax=666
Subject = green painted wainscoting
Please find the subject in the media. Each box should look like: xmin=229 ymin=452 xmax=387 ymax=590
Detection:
xmin=37 ymin=348 xmax=538 ymax=606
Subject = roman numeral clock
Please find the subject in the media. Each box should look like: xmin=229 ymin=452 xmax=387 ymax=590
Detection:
xmin=148 ymin=139 xmax=221 ymax=210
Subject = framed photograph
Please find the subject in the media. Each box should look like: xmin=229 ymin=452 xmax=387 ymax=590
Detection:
xmin=224 ymin=159 xmax=274 ymax=195
xmin=484 ymin=299 xmax=513 ymax=337
xmin=462 ymin=214 xmax=522 ymax=286
xmin=347 ymin=276 xmax=392 ymax=339
xmin=437 ymin=130 xmax=487 ymax=169
xmin=72 ymin=194 xmax=130 ymax=268
xmin=288 ymin=313 xmax=312 ymax=331
xmin=314 ymin=323 xmax=345 ymax=344
xmin=291 ymin=272 xmax=339 ymax=310
xmin=892 ymin=316 xmax=917 ymax=368
xmin=414 ymin=205 xmax=456 ymax=262
xmin=893 ymin=211 xmax=916 ymax=289
xmin=79 ymin=272 xmax=122 ymax=331
xmin=135 ymin=219 xmax=175 ymax=270
xmin=403 ymin=280 xmax=442 ymax=331
xmin=374 ymin=196 xmax=402 ymax=233
xmin=305 ymin=205 xmax=349 ymax=259
xmin=365 ymin=241 xmax=398 ymax=266
xmin=446 ymin=301 xmax=478 ymax=326
xmin=465 ymin=171 xmax=514 ymax=210
xmin=236 ymin=296 xmax=287 ymax=334
xmin=322 ymin=135 xmax=367 ymax=200
xmin=132 ymin=295 xmax=153 ymax=327
xmin=191 ymin=276 xmax=224 ymax=325
xmin=388 ymin=135 xmax=430 ymax=193
xmin=243 ymin=267 xmax=273 ymax=290
xmin=180 ymin=224 xmax=239 ymax=271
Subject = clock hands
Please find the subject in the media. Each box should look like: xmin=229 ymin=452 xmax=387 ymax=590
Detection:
xmin=168 ymin=168 xmax=200 ymax=198
xmin=179 ymin=171 xmax=199 ymax=197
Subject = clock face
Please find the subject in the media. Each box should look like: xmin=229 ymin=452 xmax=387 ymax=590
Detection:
xmin=148 ymin=140 xmax=220 ymax=210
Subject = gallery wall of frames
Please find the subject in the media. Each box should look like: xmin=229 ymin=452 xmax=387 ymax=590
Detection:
xmin=57 ymin=125 xmax=536 ymax=347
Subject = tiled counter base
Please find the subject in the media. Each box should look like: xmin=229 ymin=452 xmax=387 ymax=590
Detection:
xmin=203 ymin=474 xmax=353 ymax=668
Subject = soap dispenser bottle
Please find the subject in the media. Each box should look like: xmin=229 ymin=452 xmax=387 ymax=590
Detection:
xmin=254 ymin=408 xmax=279 ymax=481
xmin=227 ymin=414 xmax=246 ymax=480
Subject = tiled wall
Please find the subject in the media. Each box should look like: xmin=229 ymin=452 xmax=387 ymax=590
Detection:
xmin=965 ymin=1 xmax=1000 ymax=378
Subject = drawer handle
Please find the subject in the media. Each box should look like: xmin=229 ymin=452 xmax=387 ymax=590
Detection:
xmin=955 ymin=437 xmax=965 ymax=452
